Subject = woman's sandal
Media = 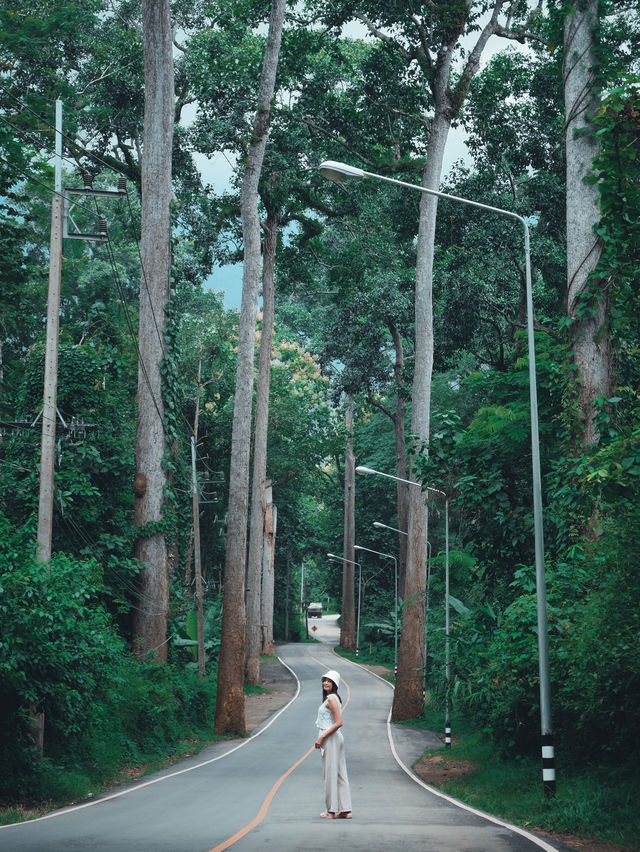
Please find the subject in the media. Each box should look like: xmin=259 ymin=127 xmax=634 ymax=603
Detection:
xmin=320 ymin=812 xmax=336 ymax=819
xmin=338 ymin=811 xmax=353 ymax=819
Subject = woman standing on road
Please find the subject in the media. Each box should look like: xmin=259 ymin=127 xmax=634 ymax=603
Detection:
xmin=314 ymin=669 xmax=352 ymax=820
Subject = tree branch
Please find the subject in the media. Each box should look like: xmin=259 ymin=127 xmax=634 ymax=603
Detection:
xmin=302 ymin=115 xmax=377 ymax=167
xmin=410 ymin=14 xmax=434 ymax=76
xmin=354 ymin=12 xmax=414 ymax=62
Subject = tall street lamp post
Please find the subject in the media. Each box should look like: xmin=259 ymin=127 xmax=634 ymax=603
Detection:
xmin=327 ymin=553 xmax=362 ymax=656
xmin=354 ymin=544 xmax=398 ymax=674
xmin=373 ymin=522 xmax=434 ymax=697
xmin=324 ymin=160 xmax=554 ymax=794
xmin=361 ymin=467 xmax=450 ymax=745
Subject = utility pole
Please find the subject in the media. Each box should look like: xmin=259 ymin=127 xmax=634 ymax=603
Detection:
xmin=191 ymin=436 xmax=206 ymax=679
xmin=36 ymin=101 xmax=124 ymax=564
xmin=36 ymin=100 xmax=63 ymax=564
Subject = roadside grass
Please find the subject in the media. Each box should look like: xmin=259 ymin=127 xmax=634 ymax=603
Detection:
xmin=336 ymin=645 xmax=395 ymax=676
xmin=410 ymin=706 xmax=640 ymax=851
xmin=336 ymin=646 xmax=638 ymax=850
xmin=244 ymin=683 xmax=270 ymax=696
xmin=0 ymin=735 xmax=224 ymax=826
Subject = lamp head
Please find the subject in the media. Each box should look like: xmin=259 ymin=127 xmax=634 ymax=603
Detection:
xmin=355 ymin=465 xmax=376 ymax=475
xmin=319 ymin=160 xmax=365 ymax=183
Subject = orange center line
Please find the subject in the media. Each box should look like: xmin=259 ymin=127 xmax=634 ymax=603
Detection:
xmin=208 ymin=656 xmax=349 ymax=851
xmin=208 ymin=745 xmax=315 ymax=852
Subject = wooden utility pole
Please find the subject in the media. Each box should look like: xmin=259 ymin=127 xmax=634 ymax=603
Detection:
xmin=36 ymin=99 xmax=63 ymax=564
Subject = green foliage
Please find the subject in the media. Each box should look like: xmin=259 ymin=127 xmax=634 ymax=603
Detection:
xmin=0 ymin=514 xmax=217 ymax=802
xmin=415 ymin=333 xmax=565 ymax=594
xmin=590 ymin=77 xmax=640 ymax=340
xmin=551 ymin=512 xmax=640 ymax=763
xmin=172 ymin=601 xmax=222 ymax=666
xmin=418 ymin=704 xmax=640 ymax=850
xmin=0 ymin=0 xmax=638 ymax=812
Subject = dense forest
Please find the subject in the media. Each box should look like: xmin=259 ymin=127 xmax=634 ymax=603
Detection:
xmin=0 ymin=0 xmax=639 ymax=825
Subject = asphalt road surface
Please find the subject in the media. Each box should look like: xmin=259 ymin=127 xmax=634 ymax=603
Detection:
xmin=1 ymin=626 xmax=568 ymax=852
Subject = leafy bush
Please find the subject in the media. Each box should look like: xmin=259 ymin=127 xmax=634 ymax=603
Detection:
xmin=552 ymin=513 xmax=640 ymax=764
xmin=0 ymin=514 xmax=217 ymax=803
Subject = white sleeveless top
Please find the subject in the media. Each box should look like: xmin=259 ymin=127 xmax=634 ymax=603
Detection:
xmin=316 ymin=696 xmax=337 ymax=730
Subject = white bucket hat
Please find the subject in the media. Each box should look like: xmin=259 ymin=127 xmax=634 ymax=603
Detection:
xmin=322 ymin=669 xmax=341 ymax=690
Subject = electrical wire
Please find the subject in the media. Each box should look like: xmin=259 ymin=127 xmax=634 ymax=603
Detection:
xmin=1 ymin=88 xmax=222 ymax=598
xmin=93 ymin=196 xmax=166 ymax=425
xmin=0 ymin=101 xmax=169 ymax=432
xmin=124 ymin=189 xmax=169 ymax=354
xmin=0 ymin=458 xmax=33 ymax=474
xmin=0 ymin=147 xmax=65 ymax=202
xmin=57 ymin=514 xmax=171 ymax=615
xmin=0 ymin=85 xmax=170 ymax=357
xmin=0 ymin=85 xmax=127 ymax=183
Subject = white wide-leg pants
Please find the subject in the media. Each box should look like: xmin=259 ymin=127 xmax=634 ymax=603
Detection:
xmin=321 ymin=729 xmax=352 ymax=814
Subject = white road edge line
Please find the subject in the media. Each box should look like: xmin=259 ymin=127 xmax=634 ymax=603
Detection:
xmin=334 ymin=652 xmax=560 ymax=852
xmin=0 ymin=656 xmax=301 ymax=829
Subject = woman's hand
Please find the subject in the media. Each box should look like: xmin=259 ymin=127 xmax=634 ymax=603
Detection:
xmin=315 ymin=734 xmax=324 ymax=749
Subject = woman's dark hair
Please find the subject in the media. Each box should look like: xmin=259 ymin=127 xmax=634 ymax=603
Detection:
xmin=321 ymin=677 xmax=342 ymax=704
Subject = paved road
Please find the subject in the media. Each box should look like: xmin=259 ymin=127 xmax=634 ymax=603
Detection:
xmin=1 ymin=634 xmax=567 ymax=852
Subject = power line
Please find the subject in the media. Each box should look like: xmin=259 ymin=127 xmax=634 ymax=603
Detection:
xmin=93 ymin=196 xmax=166 ymax=426
xmin=123 ymin=189 xmax=168 ymax=353
xmin=0 ymin=87 xmax=177 ymax=355
xmin=0 ymin=85 xmax=134 ymax=185
xmin=0 ymin=147 xmax=64 ymax=202
xmin=1 ymin=90 xmax=179 ymax=427
xmin=0 ymin=114 xmax=169 ymax=433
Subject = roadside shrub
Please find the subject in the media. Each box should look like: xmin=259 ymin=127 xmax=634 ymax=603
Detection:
xmin=0 ymin=514 xmax=217 ymax=803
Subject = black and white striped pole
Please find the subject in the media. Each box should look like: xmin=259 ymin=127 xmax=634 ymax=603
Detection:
xmin=361 ymin=470 xmax=451 ymax=750
xmin=422 ymin=486 xmax=451 ymax=749
xmin=322 ymin=161 xmax=555 ymax=796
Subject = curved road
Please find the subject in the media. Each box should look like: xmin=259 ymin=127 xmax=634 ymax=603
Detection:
xmin=1 ymin=624 xmax=568 ymax=851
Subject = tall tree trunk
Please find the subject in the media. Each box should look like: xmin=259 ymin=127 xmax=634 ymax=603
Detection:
xmin=261 ymin=493 xmax=276 ymax=656
xmin=191 ymin=353 xmax=205 ymax=679
xmin=132 ymin=0 xmax=173 ymax=662
xmin=341 ymin=398 xmax=356 ymax=651
xmin=392 ymin=111 xmax=448 ymax=721
xmin=387 ymin=0 xmax=513 ymax=723
xmin=564 ymin=0 xmax=611 ymax=447
xmin=390 ymin=322 xmax=408 ymax=597
xmin=245 ymin=214 xmax=278 ymax=684
xmin=214 ymin=0 xmax=286 ymax=735
xmin=368 ymin=323 xmax=408 ymax=594
xmin=284 ymin=555 xmax=290 ymax=641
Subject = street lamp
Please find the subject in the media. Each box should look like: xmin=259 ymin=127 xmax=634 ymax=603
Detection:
xmin=373 ymin=521 xmax=434 ymax=697
xmin=327 ymin=552 xmax=362 ymax=656
xmin=373 ymin=520 xmax=406 ymax=536
xmin=362 ymin=468 xmax=451 ymax=746
xmin=330 ymin=160 xmax=554 ymax=794
xmin=354 ymin=544 xmax=398 ymax=675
